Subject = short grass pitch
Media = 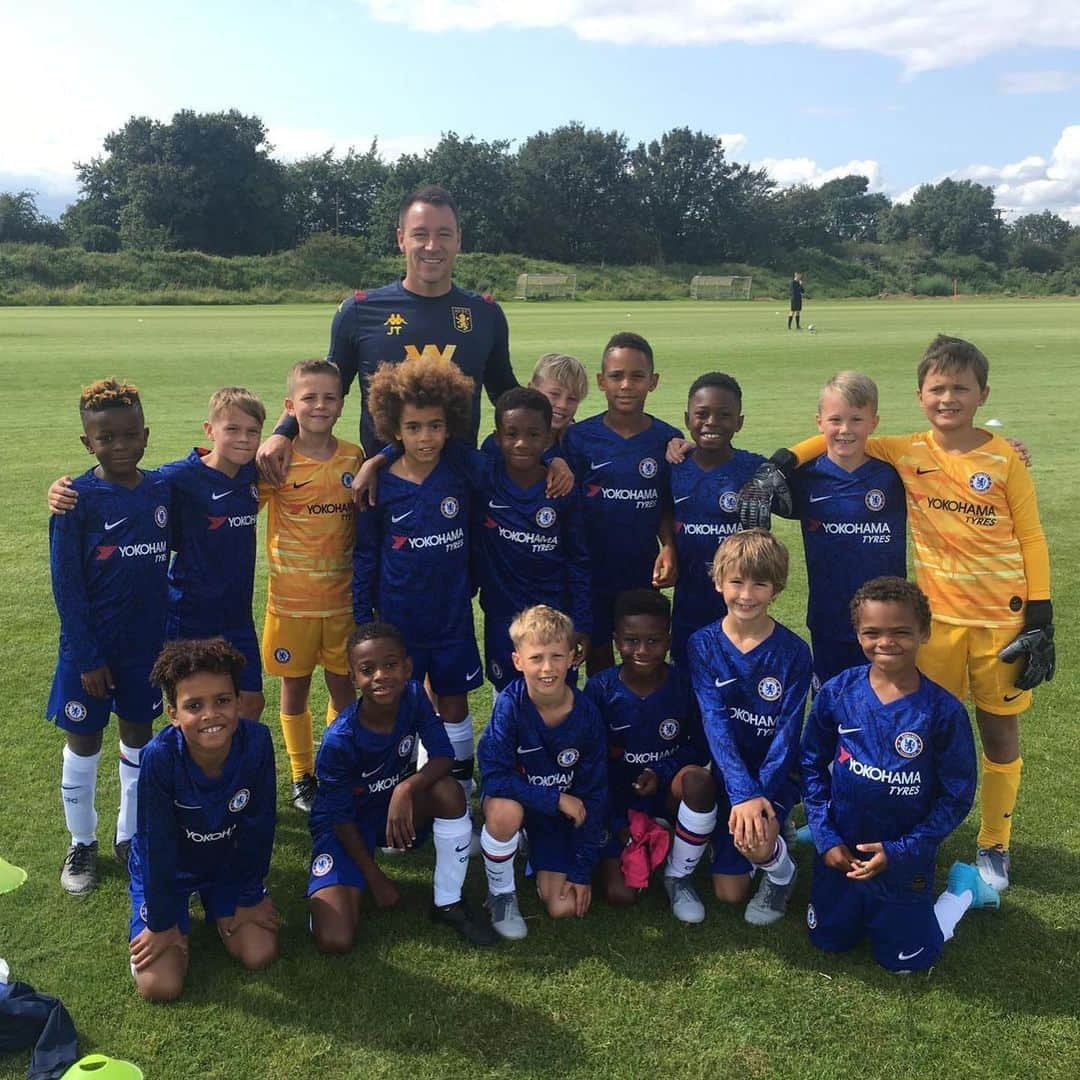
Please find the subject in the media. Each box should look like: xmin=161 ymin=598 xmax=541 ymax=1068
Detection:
xmin=0 ymin=298 xmax=1077 ymax=1079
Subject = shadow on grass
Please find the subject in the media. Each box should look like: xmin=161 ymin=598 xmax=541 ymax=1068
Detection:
xmin=725 ymin=838 xmax=1080 ymax=1020
xmin=165 ymin=848 xmax=588 ymax=1075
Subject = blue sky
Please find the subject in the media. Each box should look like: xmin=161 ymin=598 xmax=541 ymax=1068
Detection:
xmin=2 ymin=0 xmax=1077 ymax=221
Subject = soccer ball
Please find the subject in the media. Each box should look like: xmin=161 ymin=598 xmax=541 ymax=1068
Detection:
xmin=807 ymin=324 xmax=816 ymax=333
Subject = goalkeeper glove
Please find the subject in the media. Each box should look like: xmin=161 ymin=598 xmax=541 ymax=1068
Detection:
xmin=998 ymin=599 xmax=1055 ymax=691
xmin=737 ymin=450 xmax=796 ymax=531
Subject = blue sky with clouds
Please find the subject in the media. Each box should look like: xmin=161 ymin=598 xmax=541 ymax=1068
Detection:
xmin=2 ymin=0 xmax=1077 ymax=221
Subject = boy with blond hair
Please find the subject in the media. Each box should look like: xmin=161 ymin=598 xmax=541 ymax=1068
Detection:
xmin=788 ymin=372 xmax=906 ymax=687
xmin=261 ymin=359 xmax=364 ymax=811
xmin=477 ymin=606 xmax=607 ymax=938
xmin=529 ymin=352 xmax=589 ymax=443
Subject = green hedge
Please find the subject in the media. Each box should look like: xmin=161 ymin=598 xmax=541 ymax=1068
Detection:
xmin=1 ymin=235 xmax=1077 ymax=305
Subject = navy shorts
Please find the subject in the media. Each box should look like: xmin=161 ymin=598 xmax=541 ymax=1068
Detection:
xmin=307 ymin=822 xmax=431 ymax=897
xmin=808 ymin=857 xmax=943 ymax=972
xmin=589 ymin=592 xmax=619 ymax=648
xmin=47 ymin=653 xmax=161 ymax=733
xmin=128 ymin=875 xmax=264 ymax=940
xmin=167 ymin=613 xmax=263 ymax=693
xmin=810 ymin=634 xmax=867 ymax=691
xmin=669 ymin=617 xmax=698 ymax=670
xmin=710 ymin=783 xmax=798 ymax=876
xmin=523 ymin=809 xmax=581 ymax=878
xmin=408 ymin=637 xmax=483 ymax=698
xmin=483 ymin=615 xmax=516 ymax=691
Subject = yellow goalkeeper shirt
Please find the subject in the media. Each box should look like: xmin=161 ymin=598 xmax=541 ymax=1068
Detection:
xmin=790 ymin=430 xmax=1050 ymax=627
xmin=259 ymin=439 xmax=363 ymax=618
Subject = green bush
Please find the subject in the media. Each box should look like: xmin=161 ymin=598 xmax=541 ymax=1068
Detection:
xmin=913 ymin=273 xmax=953 ymax=296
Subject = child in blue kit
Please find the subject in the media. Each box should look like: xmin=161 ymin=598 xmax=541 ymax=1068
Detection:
xmin=584 ymin=589 xmax=716 ymax=922
xmin=789 ymin=372 xmax=906 ymax=688
xmin=477 ymin=606 xmax=608 ymax=939
xmin=307 ymin=623 xmax=496 ymax=952
xmin=472 ymin=387 xmax=591 ymax=688
xmin=562 ymin=333 xmax=680 ymax=675
xmin=669 ymin=373 xmax=766 ymax=666
xmin=802 ymin=576 xmax=998 ymax=973
xmin=47 ymin=378 xmax=170 ymax=895
xmin=130 ymin=639 xmax=279 ymax=1002
xmin=688 ymin=529 xmax=812 ymax=925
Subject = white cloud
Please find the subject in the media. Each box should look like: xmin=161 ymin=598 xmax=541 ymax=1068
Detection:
xmin=999 ymin=70 xmax=1079 ymax=94
xmin=756 ymin=157 xmax=886 ymax=191
xmin=900 ymin=126 xmax=1080 ymax=222
xmin=979 ymin=126 xmax=1080 ymax=221
xmin=359 ymin=1 xmax=1080 ymax=74
xmin=718 ymin=132 xmax=747 ymax=155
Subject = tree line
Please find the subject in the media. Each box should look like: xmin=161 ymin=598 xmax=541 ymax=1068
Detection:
xmin=2 ymin=109 xmax=1077 ymax=275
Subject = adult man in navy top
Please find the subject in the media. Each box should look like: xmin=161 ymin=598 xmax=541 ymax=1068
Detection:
xmin=257 ymin=185 xmax=519 ymax=481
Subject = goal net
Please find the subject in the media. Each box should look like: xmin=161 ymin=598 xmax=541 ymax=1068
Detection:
xmin=690 ymin=275 xmax=752 ymax=300
xmin=515 ymin=273 xmax=577 ymax=300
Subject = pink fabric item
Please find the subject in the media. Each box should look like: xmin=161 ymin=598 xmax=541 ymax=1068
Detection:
xmin=619 ymin=809 xmax=672 ymax=889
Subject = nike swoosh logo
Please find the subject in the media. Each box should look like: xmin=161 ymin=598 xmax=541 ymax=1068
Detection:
xmin=454 ymin=843 xmax=471 ymax=853
xmin=391 ymin=511 xmax=413 ymax=523
xmin=104 ymin=518 xmax=128 ymax=531
xmin=174 ymin=801 xmax=201 ymax=809
xmin=609 ymin=723 xmax=632 ymax=731
xmin=897 ymin=947 xmax=925 ymax=962
xmin=361 ymin=767 xmax=384 ymax=778
xmin=715 ymin=677 xmax=737 ymax=688
xmin=916 ymin=467 xmax=939 ymax=475
xmin=674 ymin=495 xmax=692 ymax=504
xmin=466 ymin=667 xmax=482 ymax=681
xmin=488 ymin=501 xmax=510 ymax=509
xmin=292 ymin=480 xmax=313 ymax=488
xmin=517 ymin=745 xmax=542 ymax=754
xmin=210 ymin=490 xmax=233 ymax=501
xmin=590 ymin=461 xmax=612 ymax=470
xmin=838 ymin=726 xmax=861 ymax=734
xmin=808 ymin=495 xmax=832 ymax=504
xmin=151 ymin=700 xmax=163 ymax=712
xmin=1003 ymin=691 xmax=1024 ymax=702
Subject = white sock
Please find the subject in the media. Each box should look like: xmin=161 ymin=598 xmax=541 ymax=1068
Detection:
xmin=432 ymin=811 xmax=471 ymax=907
xmin=62 ymin=745 xmax=100 ymax=846
xmin=757 ymin=834 xmax=796 ymax=885
xmin=667 ymin=802 xmax=717 ymax=879
xmin=934 ymin=889 xmax=971 ymax=942
xmin=116 ymin=742 xmax=142 ymax=843
xmin=481 ymin=826 xmax=519 ymax=896
xmin=443 ymin=716 xmax=476 ymax=800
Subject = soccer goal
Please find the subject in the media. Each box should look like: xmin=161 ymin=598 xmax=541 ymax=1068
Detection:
xmin=515 ymin=273 xmax=577 ymax=300
xmin=690 ymin=275 xmax=753 ymax=300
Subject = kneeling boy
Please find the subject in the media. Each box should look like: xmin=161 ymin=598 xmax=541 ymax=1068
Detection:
xmin=307 ymin=623 xmax=495 ymax=951
xmin=802 ymin=577 xmax=997 ymax=973
xmin=584 ymin=589 xmax=715 ymax=922
xmin=477 ymin=606 xmax=607 ymax=938
xmin=130 ymin=639 xmax=279 ymax=1002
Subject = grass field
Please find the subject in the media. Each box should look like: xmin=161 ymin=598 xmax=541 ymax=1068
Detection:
xmin=1 ymin=298 xmax=1077 ymax=1079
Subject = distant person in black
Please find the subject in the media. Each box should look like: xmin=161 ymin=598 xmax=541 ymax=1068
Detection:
xmin=257 ymin=185 xmax=519 ymax=482
xmin=788 ymin=273 xmax=805 ymax=330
